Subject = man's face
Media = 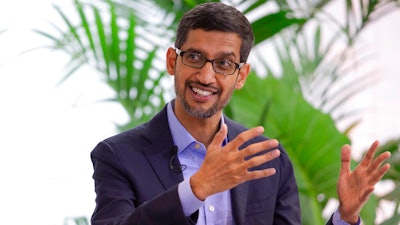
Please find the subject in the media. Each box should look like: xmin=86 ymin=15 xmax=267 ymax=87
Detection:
xmin=166 ymin=29 xmax=250 ymax=119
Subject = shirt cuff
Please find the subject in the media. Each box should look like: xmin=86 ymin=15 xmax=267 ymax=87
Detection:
xmin=178 ymin=178 xmax=204 ymax=216
xmin=333 ymin=209 xmax=361 ymax=225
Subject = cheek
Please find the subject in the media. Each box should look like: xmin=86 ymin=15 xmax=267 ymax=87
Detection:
xmin=219 ymin=79 xmax=238 ymax=97
xmin=223 ymin=75 xmax=242 ymax=90
xmin=173 ymin=73 xmax=187 ymax=93
xmin=173 ymin=75 xmax=181 ymax=91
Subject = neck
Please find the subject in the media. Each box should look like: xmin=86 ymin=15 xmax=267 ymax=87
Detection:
xmin=173 ymin=102 xmax=222 ymax=147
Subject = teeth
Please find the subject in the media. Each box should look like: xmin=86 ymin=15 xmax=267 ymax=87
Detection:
xmin=192 ymin=87 xmax=213 ymax=96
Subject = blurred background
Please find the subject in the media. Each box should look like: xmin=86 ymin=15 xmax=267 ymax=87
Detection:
xmin=1 ymin=0 xmax=399 ymax=224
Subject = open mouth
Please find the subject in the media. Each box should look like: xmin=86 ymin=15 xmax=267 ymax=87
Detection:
xmin=192 ymin=87 xmax=214 ymax=97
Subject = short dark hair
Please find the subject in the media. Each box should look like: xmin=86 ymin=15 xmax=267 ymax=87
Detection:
xmin=175 ymin=2 xmax=254 ymax=63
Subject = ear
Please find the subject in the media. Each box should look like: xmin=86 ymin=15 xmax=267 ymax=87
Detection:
xmin=235 ymin=63 xmax=250 ymax=89
xmin=166 ymin=47 xmax=177 ymax=76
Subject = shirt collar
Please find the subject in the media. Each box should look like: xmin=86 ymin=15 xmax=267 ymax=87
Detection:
xmin=167 ymin=100 xmax=226 ymax=154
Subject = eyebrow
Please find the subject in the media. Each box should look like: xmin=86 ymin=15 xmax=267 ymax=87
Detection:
xmin=184 ymin=47 xmax=238 ymax=60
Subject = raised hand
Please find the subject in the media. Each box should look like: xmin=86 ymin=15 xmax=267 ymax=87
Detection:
xmin=190 ymin=124 xmax=280 ymax=200
xmin=337 ymin=140 xmax=391 ymax=224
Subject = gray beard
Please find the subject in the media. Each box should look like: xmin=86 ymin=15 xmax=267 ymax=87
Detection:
xmin=176 ymin=78 xmax=237 ymax=119
xmin=182 ymin=100 xmax=219 ymax=119
xmin=180 ymin=94 xmax=232 ymax=119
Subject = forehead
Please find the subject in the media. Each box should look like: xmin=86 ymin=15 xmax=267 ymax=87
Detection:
xmin=181 ymin=29 xmax=242 ymax=58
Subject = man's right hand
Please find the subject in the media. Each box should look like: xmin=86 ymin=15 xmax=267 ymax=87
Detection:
xmin=190 ymin=124 xmax=280 ymax=200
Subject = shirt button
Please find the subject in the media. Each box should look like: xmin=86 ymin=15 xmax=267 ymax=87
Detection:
xmin=208 ymin=205 xmax=215 ymax=212
xmin=194 ymin=143 xmax=201 ymax=149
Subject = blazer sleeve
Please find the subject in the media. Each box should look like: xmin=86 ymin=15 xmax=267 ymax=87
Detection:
xmin=90 ymin=141 xmax=195 ymax=225
xmin=273 ymin=146 xmax=302 ymax=224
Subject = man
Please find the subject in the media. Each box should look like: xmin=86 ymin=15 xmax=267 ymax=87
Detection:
xmin=90 ymin=2 xmax=391 ymax=225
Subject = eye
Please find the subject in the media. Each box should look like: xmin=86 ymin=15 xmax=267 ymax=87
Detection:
xmin=215 ymin=59 xmax=234 ymax=70
xmin=184 ymin=52 xmax=203 ymax=63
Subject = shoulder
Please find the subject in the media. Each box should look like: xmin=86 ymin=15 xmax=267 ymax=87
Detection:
xmin=91 ymin=106 xmax=171 ymax=156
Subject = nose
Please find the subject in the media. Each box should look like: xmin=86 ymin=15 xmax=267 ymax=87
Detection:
xmin=196 ymin=61 xmax=216 ymax=84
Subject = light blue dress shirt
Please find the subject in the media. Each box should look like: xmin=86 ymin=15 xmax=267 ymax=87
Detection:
xmin=167 ymin=102 xmax=234 ymax=225
xmin=166 ymin=101 xmax=358 ymax=225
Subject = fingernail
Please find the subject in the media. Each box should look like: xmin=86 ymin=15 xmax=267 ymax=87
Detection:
xmin=272 ymin=150 xmax=280 ymax=157
xmin=257 ymin=126 xmax=264 ymax=133
xmin=269 ymin=139 xmax=278 ymax=147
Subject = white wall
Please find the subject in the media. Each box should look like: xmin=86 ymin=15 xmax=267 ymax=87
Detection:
xmin=0 ymin=1 xmax=126 ymax=224
xmin=0 ymin=1 xmax=399 ymax=224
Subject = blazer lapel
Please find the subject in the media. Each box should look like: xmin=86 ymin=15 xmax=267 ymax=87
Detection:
xmin=226 ymin=117 xmax=249 ymax=225
xmin=142 ymin=106 xmax=184 ymax=190
xmin=231 ymin=183 xmax=249 ymax=225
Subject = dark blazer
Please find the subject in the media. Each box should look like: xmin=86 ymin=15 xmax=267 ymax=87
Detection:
xmin=91 ymin=105 xmax=333 ymax=225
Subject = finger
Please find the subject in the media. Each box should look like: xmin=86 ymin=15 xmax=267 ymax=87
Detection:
xmin=360 ymin=186 xmax=375 ymax=203
xmin=340 ymin=144 xmax=352 ymax=175
xmin=208 ymin=124 xmax=228 ymax=151
xmin=246 ymin=168 xmax=277 ymax=180
xmin=360 ymin=140 xmax=380 ymax=167
xmin=369 ymin=163 xmax=391 ymax=185
xmin=243 ymin=149 xmax=280 ymax=169
xmin=240 ymin=139 xmax=279 ymax=159
xmin=370 ymin=151 xmax=391 ymax=172
xmin=228 ymin=126 xmax=265 ymax=150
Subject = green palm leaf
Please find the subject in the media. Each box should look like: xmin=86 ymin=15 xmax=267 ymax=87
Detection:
xmin=34 ymin=0 xmax=400 ymax=224
xmin=228 ymin=73 xmax=350 ymax=224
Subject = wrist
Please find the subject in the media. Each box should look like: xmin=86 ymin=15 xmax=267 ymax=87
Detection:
xmin=338 ymin=207 xmax=359 ymax=225
xmin=190 ymin=175 xmax=208 ymax=201
xmin=342 ymin=216 xmax=359 ymax=225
